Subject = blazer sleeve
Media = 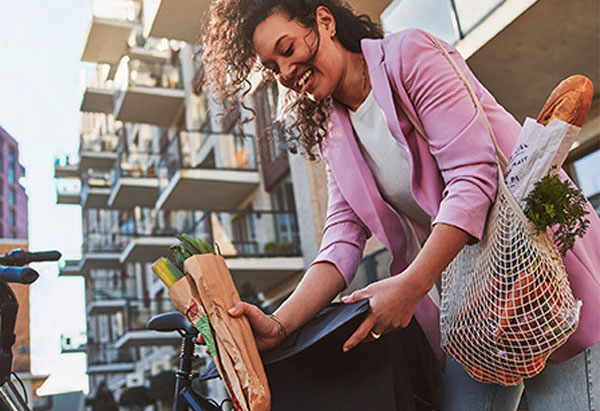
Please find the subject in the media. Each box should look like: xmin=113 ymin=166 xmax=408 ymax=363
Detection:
xmin=395 ymin=28 xmax=499 ymax=241
xmin=310 ymin=162 xmax=371 ymax=287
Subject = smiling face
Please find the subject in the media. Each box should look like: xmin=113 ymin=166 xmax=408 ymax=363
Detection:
xmin=252 ymin=8 xmax=346 ymax=101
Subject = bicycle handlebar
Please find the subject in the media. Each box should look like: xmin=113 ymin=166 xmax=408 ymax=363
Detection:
xmin=0 ymin=267 xmax=39 ymax=285
xmin=0 ymin=249 xmax=61 ymax=267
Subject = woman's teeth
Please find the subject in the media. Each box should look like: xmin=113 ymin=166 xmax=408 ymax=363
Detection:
xmin=296 ymin=69 xmax=312 ymax=90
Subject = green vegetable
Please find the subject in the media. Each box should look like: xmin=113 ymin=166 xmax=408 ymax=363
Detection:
xmin=151 ymin=257 xmax=184 ymax=288
xmin=170 ymin=235 xmax=216 ymax=272
xmin=524 ymin=174 xmax=590 ymax=255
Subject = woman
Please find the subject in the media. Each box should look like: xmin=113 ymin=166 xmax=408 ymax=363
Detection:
xmin=202 ymin=0 xmax=600 ymax=409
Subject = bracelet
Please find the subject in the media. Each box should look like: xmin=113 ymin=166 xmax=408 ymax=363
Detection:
xmin=269 ymin=314 xmax=288 ymax=339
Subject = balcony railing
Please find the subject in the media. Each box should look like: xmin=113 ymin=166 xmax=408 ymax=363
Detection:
xmin=115 ymin=299 xmax=176 ymax=340
xmin=87 ymin=343 xmax=136 ymax=366
xmin=92 ymin=0 xmax=140 ymax=23
xmin=83 ymin=231 xmax=132 ymax=253
xmin=123 ymin=209 xmax=198 ymax=238
xmin=60 ymin=332 xmax=88 ymax=353
xmin=189 ymin=210 xmax=301 ymax=257
xmin=158 ymin=131 xmax=258 ymax=193
xmin=80 ymin=133 xmax=120 ymax=154
xmin=91 ymin=276 xmax=137 ymax=301
xmin=382 ymin=0 xmax=506 ymax=44
xmin=56 ymin=179 xmax=81 ymax=205
xmin=116 ymin=57 xmax=183 ymax=91
xmin=111 ymin=151 xmax=160 ymax=185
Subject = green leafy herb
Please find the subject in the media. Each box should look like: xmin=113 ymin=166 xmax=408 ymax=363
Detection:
xmin=170 ymin=235 xmax=216 ymax=272
xmin=524 ymin=175 xmax=590 ymax=255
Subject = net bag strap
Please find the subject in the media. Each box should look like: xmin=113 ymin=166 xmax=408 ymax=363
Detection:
xmin=395 ymin=33 xmax=509 ymax=173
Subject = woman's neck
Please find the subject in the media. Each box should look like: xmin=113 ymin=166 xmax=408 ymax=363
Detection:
xmin=332 ymin=51 xmax=372 ymax=112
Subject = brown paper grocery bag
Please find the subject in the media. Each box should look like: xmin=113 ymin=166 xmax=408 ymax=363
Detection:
xmin=185 ymin=254 xmax=270 ymax=411
xmin=168 ymin=276 xmax=238 ymax=408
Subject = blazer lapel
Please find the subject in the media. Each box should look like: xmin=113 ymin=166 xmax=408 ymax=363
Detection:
xmin=325 ymin=102 xmax=409 ymax=273
xmin=361 ymin=38 xmax=438 ymax=218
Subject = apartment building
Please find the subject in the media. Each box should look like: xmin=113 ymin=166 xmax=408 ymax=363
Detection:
xmin=0 ymin=127 xmax=28 ymax=240
xmin=53 ymin=0 xmax=327 ymax=405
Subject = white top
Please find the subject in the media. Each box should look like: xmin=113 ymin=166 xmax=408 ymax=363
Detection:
xmin=348 ymin=91 xmax=432 ymax=254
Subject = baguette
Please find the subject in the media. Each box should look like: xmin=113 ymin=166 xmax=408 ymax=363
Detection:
xmin=536 ymin=75 xmax=594 ymax=127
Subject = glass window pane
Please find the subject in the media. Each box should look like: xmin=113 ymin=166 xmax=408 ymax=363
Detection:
xmin=453 ymin=0 xmax=505 ymax=34
xmin=381 ymin=0 xmax=460 ymax=44
xmin=574 ymin=150 xmax=600 ymax=197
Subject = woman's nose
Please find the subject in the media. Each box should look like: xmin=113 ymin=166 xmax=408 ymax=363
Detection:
xmin=278 ymin=63 xmax=296 ymax=85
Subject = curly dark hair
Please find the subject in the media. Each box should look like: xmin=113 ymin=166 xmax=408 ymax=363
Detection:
xmin=202 ymin=0 xmax=383 ymax=159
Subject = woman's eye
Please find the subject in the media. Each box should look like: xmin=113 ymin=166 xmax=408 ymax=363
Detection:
xmin=282 ymin=45 xmax=293 ymax=57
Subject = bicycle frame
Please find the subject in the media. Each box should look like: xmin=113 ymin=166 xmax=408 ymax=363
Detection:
xmin=0 ymin=380 xmax=29 ymax=411
xmin=173 ymin=333 xmax=220 ymax=411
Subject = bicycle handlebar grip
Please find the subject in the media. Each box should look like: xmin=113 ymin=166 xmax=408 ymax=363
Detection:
xmin=0 ymin=267 xmax=39 ymax=284
xmin=27 ymin=251 xmax=62 ymax=262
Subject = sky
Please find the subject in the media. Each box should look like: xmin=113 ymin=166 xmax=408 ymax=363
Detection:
xmin=0 ymin=0 xmax=93 ymax=395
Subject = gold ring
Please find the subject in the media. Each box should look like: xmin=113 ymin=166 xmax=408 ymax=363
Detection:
xmin=370 ymin=330 xmax=382 ymax=340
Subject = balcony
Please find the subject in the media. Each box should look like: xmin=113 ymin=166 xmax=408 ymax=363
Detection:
xmin=80 ymin=1 xmax=139 ymax=66
xmin=58 ymin=259 xmax=83 ymax=277
xmin=56 ymin=179 xmax=81 ymax=205
xmin=142 ymin=0 xmax=210 ymax=43
xmin=80 ymin=231 xmax=131 ymax=273
xmin=81 ymin=171 xmax=112 ymax=209
xmin=108 ymin=152 xmax=160 ymax=209
xmin=79 ymin=134 xmax=119 ymax=170
xmin=60 ymin=332 xmax=87 ymax=354
xmin=464 ymin=0 xmax=599 ymax=124
xmin=120 ymin=210 xmax=197 ymax=263
xmin=381 ymin=0 xmax=598 ymax=124
xmin=87 ymin=276 xmax=137 ymax=316
xmin=54 ymin=155 xmax=79 ymax=178
xmin=114 ymin=299 xmax=180 ymax=349
xmin=156 ymin=132 xmax=260 ymax=210
xmin=80 ymin=81 xmax=116 ymax=114
xmin=87 ymin=343 xmax=136 ymax=374
xmin=113 ymin=54 xmax=185 ymax=126
xmin=188 ymin=210 xmax=304 ymax=297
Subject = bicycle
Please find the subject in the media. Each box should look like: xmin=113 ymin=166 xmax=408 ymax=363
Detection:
xmin=148 ymin=311 xmax=234 ymax=411
xmin=0 ymin=249 xmax=61 ymax=411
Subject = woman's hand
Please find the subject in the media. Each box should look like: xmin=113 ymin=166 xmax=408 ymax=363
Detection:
xmin=227 ymin=301 xmax=285 ymax=351
xmin=196 ymin=301 xmax=285 ymax=352
xmin=340 ymin=271 xmax=427 ymax=352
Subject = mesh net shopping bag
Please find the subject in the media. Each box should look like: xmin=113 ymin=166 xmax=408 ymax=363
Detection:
xmin=396 ymin=33 xmax=582 ymax=386
xmin=439 ymin=174 xmax=581 ymax=385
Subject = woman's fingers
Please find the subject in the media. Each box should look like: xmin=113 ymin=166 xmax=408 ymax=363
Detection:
xmin=341 ymin=287 xmax=370 ymax=304
xmin=342 ymin=314 xmax=377 ymax=353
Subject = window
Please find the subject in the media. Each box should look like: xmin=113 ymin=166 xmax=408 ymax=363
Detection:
xmin=263 ymin=82 xmax=285 ymax=160
xmin=572 ymin=149 xmax=600 ymax=215
xmin=269 ymin=175 xmax=299 ymax=247
xmin=8 ymin=209 xmax=15 ymax=227
xmin=8 ymin=147 xmax=15 ymax=184
xmin=8 ymin=188 xmax=14 ymax=206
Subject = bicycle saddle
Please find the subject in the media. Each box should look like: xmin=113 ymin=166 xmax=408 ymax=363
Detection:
xmin=147 ymin=311 xmax=198 ymax=337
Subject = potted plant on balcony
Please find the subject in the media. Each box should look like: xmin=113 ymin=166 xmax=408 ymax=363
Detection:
xmin=263 ymin=240 xmax=297 ymax=256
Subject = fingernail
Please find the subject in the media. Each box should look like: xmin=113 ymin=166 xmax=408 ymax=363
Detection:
xmin=341 ymin=296 xmax=349 ymax=302
xmin=228 ymin=307 xmax=238 ymax=315
xmin=342 ymin=346 xmax=348 ymax=353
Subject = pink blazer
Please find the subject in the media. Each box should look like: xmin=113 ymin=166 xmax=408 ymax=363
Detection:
xmin=313 ymin=28 xmax=600 ymax=362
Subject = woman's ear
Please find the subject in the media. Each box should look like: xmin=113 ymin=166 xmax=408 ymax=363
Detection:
xmin=315 ymin=5 xmax=336 ymax=34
